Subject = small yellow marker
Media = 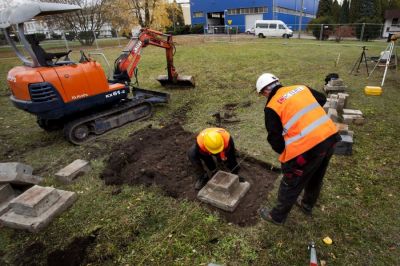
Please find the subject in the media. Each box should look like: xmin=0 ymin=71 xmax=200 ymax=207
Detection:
xmin=323 ymin=236 xmax=333 ymax=245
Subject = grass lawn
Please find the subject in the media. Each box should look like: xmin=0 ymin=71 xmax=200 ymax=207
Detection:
xmin=0 ymin=36 xmax=399 ymax=265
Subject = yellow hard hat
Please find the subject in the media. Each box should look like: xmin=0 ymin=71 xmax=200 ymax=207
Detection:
xmin=204 ymin=131 xmax=224 ymax=154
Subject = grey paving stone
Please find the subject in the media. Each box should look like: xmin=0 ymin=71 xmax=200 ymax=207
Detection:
xmin=55 ymin=159 xmax=91 ymax=184
xmin=0 ymin=163 xmax=41 ymax=185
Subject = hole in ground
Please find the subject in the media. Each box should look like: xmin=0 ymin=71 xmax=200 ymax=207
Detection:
xmin=101 ymin=123 xmax=279 ymax=227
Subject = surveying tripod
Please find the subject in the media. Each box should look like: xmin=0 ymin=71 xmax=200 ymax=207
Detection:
xmin=350 ymin=46 xmax=369 ymax=75
xmin=368 ymin=34 xmax=398 ymax=86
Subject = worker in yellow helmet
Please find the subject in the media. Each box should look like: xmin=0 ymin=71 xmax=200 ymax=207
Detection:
xmin=188 ymin=128 xmax=243 ymax=190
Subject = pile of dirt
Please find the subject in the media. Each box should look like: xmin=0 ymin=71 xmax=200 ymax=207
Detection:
xmin=101 ymin=123 xmax=279 ymax=227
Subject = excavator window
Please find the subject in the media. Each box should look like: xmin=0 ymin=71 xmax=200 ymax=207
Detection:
xmin=26 ymin=34 xmax=72 ymax=66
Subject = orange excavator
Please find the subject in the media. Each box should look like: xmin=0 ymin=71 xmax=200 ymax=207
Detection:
xmin=1 ymin=2 xmax=195 ymax=144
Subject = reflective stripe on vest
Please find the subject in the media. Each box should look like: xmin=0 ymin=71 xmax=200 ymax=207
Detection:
xmin=282 ymin=102 xmax=320 ymax=135
xmin=197 ymin=128 xmax=230 ymax=160
xmin=267 ymin=85 xmax=338 ymax=162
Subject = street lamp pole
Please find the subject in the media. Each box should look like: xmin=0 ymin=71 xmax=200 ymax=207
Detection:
xmin=298 ymin=0 xmax=304 ymax=39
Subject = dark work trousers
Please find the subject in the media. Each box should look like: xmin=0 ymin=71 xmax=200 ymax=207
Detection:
xmin=270 ymin=134 xmax=339 ymax=223
xmin=187 ymin=138 xmax=240 ymax=178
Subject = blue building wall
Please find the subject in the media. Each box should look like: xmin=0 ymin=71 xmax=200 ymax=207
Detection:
xmin=191 ymin=0 xmax=319 ymax=32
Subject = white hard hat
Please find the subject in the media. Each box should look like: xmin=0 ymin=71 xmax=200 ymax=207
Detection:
xmin=256 ymin=73 xmax=279 ymax=93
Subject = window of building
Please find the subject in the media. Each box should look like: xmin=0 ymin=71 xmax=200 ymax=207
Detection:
xmin=193 ymin=11 xmax=204 ymax=18
xmin=227 ymin=7 xmax=267 ymax=15
xmin=392 ymin=18 xmax=399 ymax=26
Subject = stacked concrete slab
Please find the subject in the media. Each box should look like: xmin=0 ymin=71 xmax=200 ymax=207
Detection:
xmin=323 ymin=78 xmax=347 ymax=94
xmin=0 ymin=184 xmax=15 ymax=216
xmin=0 ymin=162 xmax=43 ymax=217
xmin=322 ymin=78 xmax=365 ymax=156
xmin=0 ymin=185 xmax=77 ymax=232
xmin=0 ymin=162 xmax=79 ymax=232
xmin=197 ymin=171 xmax=250 ymax=212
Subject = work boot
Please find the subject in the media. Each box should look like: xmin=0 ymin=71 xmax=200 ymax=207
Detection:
xmin=194 ymin=174 xmax=209 ymax=190
xmin=259 ymin=207 xmax=284 ymax=225
xmin=295 ymin=198 xmax=313 ymax=216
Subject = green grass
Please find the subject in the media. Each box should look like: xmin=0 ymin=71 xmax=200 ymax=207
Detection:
xmin=0 ymin=37 xmax=399 ymax=265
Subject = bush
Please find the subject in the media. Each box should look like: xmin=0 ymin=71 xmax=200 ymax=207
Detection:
xmin=34 ymin=33 xmax=46 ymax=42
xmin=167 ymin=25 xmax=191 ymax=35
xmin=64 ymin=31 xmax=76 ymax=41
xmin=78 ymin=31 xmax=95 ymax=46
xmin=334 ymin=25 xmax=355 ymax=42
xmin=0 ymin=33 xmax=6 ymax=45
xmin=190 ymin=24 xmax=204 ymax=34
xmin=355 ymin=18 xmax=382 ymax=41
xmin=307 ymin=16 xmax=335 ymax=40
xmin=50 ymin=32 xmax=62 ymax=40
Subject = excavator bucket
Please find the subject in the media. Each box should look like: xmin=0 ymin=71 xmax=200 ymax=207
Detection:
xmin=157 ymin=75 xmax=195 ymax=88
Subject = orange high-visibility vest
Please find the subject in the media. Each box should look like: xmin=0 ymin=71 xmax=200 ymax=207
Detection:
xmin=197 ymin=128 xmax=230 ymax=160
xmin=267 ymin=85 xmax=338 ymax=163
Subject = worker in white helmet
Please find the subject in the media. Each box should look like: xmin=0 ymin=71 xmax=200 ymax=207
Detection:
xmin=256 ymin=73 xmax=340 ymax=225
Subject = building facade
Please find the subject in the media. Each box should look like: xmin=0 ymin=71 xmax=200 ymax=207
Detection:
xmin=190 ymin=0 xmax=319 ymax=33
xmin=383 ymin=10 xmax=400 ymax=38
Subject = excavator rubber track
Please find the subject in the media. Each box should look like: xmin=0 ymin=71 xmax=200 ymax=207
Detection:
xmin=63 ymin=99 xmax=153 ymax=145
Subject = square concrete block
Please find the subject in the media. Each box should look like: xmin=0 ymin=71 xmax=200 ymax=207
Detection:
xmin=0 ymin=163 xmax=42 ymax=185
xmin=197 ymin=171 xmax=250 ymax=212
xmin=10 ymin=185 xmax=60 ymax=217
xmin=0 ymin=184 xmax=15 ymax=216
xmin=0 ymin=187 xmax=77 ymax=233
xmin=55 ymin=159 xmax=91 ymax=184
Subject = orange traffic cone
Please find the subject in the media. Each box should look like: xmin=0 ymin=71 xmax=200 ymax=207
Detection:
xmin=308 ymin=242 xmax=318 ymax=266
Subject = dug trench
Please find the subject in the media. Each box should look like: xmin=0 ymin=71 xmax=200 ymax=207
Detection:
xmin=101 ymin=123 xmax=280 ymax=227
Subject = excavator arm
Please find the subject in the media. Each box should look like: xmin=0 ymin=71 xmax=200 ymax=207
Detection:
xmin=113 ymin=28 xmax=195 ymax=87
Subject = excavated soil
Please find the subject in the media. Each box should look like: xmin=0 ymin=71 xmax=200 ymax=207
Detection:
xmin=101 ymin=123 xmax=279 ymax=227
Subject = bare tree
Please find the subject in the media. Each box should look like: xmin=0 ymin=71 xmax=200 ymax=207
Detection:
xmin=41 ymin=0 xmax=112 ymax=45
xmin=128 ymin=0 xmax=160 ymax=27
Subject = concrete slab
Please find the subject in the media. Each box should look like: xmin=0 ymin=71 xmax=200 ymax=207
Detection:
xmin=329 ymin=79 xmax=344 ymax=86
xmin=0 ymin=188 xmax=77 ymax=233
xmin=335 ymin=122 xmax=349 ymax=132
xmin=0 ymin=184 xmax=15 ymax=216
xmin=0 ymin=163 xmax=42 ymax=185
xmin=328 ymin=108 xmax=338 ymax=122
xmin=324 ymin=84 xmax=347 ymax=94
xmin=10 ymin=185 xmax=60 ymax=217
xmin=55 ymin=159 xmax=91 ymax=184
xmin=197 ymin=171 xmax=250 ymax=212
xmin=342 ymin=114 xmax=365 ymax=125
xmin=343 ymin=109 xmax=363 ymax=116
xmin=335 ymin=134 xmax=353 ymax=155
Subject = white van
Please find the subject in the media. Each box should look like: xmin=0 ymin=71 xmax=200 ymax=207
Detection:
xmin=254 ymin=20 xmax=293 ymax=38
